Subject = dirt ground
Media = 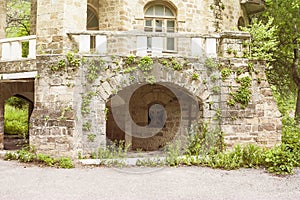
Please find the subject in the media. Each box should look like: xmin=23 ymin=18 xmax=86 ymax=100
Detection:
xmin=0 ymin=159 xmax=300 ymax=200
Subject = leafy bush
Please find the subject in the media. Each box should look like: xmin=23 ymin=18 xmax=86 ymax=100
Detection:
xmin=281 ymin=116 xmax=300 ymax=167
xmin=4 ymin=147 xmax=74 ymax=168
xmin=241 ymin=144 xmax=264 ymax=168
xmin=264 ymin=145 xmax=295 ymax=175
xmin=185 ymin=123 xmax=224 ymax=156
xmin=91 ymin=140 xmax=130 ymax=159
xmin=59 ymin=157 xmax=74 ymax=169
xmin=37 ymin=154 xmax=56 ymax=166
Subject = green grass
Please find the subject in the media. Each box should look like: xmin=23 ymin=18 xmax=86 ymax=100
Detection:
xmin=4 ymin=104 xmax=29 ymax=138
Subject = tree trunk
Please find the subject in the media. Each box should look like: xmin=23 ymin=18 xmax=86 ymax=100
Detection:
xmin=292 ymin=40 xmax=300 ymax=119
xmin=296 ymin=88 xmax=300 ymax=120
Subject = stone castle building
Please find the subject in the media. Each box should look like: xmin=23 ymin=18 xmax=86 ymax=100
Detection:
xmin=0 ymin=0 xmax=281 ymax=158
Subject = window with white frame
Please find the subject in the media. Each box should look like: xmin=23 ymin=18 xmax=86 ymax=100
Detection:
xmin=144 ymin=4 xmax=176 ymax=51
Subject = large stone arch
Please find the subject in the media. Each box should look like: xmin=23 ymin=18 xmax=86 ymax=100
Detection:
xmin=91 ymin=61 xmax=208 ymax=151
xmin=105 ymin=81 xmax=203 ymax=151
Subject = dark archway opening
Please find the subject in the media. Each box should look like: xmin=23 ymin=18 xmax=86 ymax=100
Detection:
xmin=4 ymin=95 xmax=33 ymax=150
xmin=106 ymin=83 xmax=202 ymax=152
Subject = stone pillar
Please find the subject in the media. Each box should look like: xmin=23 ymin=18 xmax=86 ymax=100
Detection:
xmin=0 ymin=98 xmax=4 ymax=150
xmin=36 ymin=0 xmax=87 ymax=54
xmin=30 ymin=0 xmax=37 ymax=35
xmin=0 ymin=0 xmax=6 ymax=60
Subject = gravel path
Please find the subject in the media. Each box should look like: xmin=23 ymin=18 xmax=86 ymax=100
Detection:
xmin=0 ymin=160 xmax=300 ymax=200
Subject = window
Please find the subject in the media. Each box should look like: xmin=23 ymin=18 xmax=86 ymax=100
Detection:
xmin=144 ymin=4 xmax=176 ymax=51
xmin=148 ymin=104 xmax=166 ymax=128
xmin=87 ymin=5 xmax=99 ymax=51
xmin=87 ymin=5 xmax=99 ymax=30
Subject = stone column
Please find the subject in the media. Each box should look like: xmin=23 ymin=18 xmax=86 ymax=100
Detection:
xmin=36 ymin=0 xmax=87 ymax=54
xmin=0 ymin=0 xmax=6 ymax=60
xmin=0 ymin=98 xmax=4 ymax=150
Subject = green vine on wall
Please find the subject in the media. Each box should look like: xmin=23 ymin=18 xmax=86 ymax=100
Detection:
xmin=228 ymin=76 xmax=252 ymax=108
xmin=50 ymin=52 xmax=80 ymax=72
xmin=86 ymin=58 xmax=106 ymax=82
xmin=81 ymin=91 xmax=97 ymax=115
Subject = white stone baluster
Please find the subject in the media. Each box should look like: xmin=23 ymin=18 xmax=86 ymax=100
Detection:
xmin=152 ymin=37 xmax=163 ymax=56
xmin=206 ymin=38 xmax=217 ymax=58
xmin=28 ymin=39 xmax=36 ymax=59
xmin=79 ymin=35 xmax=90 ymax=53
xmin=1 ymin=42 xmax=11 ymax=60
xmin=95 ymin=35 xmax=107 ymax=54
xmin=11 ymin=41 xmax=22 ymax=60
xmin=136 ymin=36 xmax=147 ymax=56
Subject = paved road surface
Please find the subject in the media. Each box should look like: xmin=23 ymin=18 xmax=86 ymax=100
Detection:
xmin=0 ymin=160 xmax=300 ymax=200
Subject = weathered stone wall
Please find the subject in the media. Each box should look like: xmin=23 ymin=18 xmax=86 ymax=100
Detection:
xmin=30 ymin=0 xmax=37 ymax=35
xmin=29 ymin=54 xmax=281 ymax=157
xmin=87 ymin=0 xmax=249 ymax=33
xmin=0 ymin=60 xmax=37 ymax=74
xmin=0 ymin=1 xmax=5 ymax=38
xmin=36 ymin=0 xmax=87 ymax=54
xmin=218 ymin=58 xmax=282 ymax=147
xmin=0 ymin=0 xmax=6 ymax=59
xmin=30 ymin=55 xmax=80 ymax=157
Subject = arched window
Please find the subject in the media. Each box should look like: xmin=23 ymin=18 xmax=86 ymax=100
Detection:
xmin=144 ymin=4 xmax=176 ymax=51
xmin=87 ymin=5 xmax=99 ymax=30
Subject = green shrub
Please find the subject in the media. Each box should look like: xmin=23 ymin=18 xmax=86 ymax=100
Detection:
xmin=37 ymin=154 xmax=56 ymax=166
xmin=264 ymin=144 xmax=295 ymax=175
xmin=58 ymin=157 xmax=74 ymax=169
xmin=206 ymin=145 xmax=243 ymax=170
xmin=281 ymin=116 xmax=300 ymax=166
xmin=4 ymin=147 xmax=74 ymax=169
xmin=185 ymin=123 xmax=224 ymax=157
xmin=165 ymin=140 xmax=182 ymax=166
xmin=241 ymin=144 xmax=264 ymax=168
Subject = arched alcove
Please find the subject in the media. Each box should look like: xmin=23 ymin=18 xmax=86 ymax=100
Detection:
xmin=106 ymin=82 xmax=202 ymax=151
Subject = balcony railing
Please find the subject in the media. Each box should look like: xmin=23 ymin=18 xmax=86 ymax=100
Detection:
xmin=69 ymin=31 xmax=250 ymax=58
xmin=0 ymin=35 xmax=36 ymax=61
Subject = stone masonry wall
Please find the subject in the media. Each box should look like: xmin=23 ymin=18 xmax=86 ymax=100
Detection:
xmin=30 ymin=54 xmax=281 ymax=157
xmin=30 ymin=55 xmax=80 ymax=157
xmin=30 ymin=0 xmax=37 ymax=35
xmin=0 ymin=1 xmax=5 ymax=38
xmin=0 ymin=0 xmax=6 ymax=59
xmin=36 ymin=0 xmax=87 ymax=54
xmin=218 ymin=58 xmax=282 ymax=147
xmin=86 ymin=0 xmax=249 ymax=33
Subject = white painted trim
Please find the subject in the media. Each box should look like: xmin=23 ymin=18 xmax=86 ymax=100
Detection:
xmin=0 ymin=35 xmax=36 ymax=44
xmin=1 ymin=71 xmax=38 ymax=80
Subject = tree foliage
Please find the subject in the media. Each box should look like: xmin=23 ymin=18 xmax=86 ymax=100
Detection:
xmin=6 ymin=0 xmax=30 ymax=37
xmin=247 ymin=0 xmax=300 ymax=117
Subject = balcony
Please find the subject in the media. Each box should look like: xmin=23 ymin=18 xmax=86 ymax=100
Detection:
xmin=0 ymin=31 xmax=251 ymax=63
xmin=240 ymin=0 xmax=266 ymax=14
xmin=69 ymin=31 xmax=250 ymax=59
xmin=0 ymin=35 xmax=36 ymax=61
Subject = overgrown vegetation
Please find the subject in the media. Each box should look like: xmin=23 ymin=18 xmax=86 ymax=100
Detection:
xmin=4 ymin=146 xmax=74 ymax=168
